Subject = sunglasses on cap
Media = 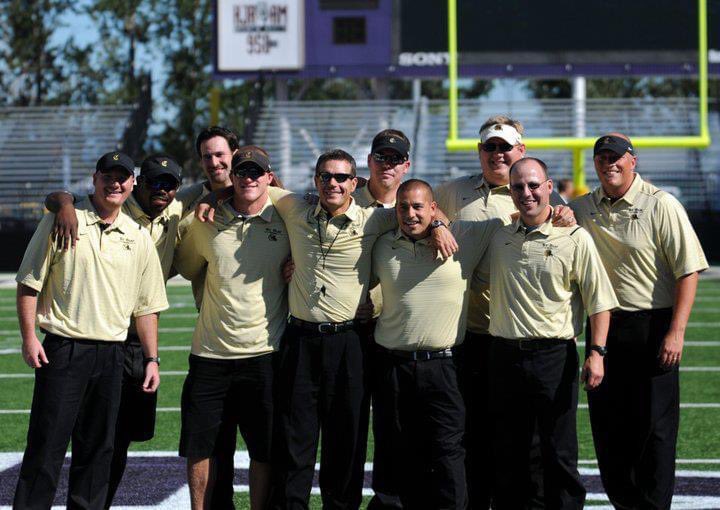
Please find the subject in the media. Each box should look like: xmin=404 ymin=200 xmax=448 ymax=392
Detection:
xmin=482 ymin=142 xmax=516 ymax=153
xmin=371 ymin=152 xmax=407 ymax=166
xmin=510 ymin=179 xmax=550 ymax=193
xmin=231 ymin=166 xmax=267 ymax=180
xmin=317 ymin=172 xmax=355 ymax=184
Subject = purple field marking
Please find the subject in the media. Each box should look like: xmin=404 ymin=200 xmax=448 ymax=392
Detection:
xmin=1 ymin=456 xmax=720 ymax=506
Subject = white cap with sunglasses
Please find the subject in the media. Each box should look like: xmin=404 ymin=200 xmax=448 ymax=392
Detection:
xmin=479 ymin=124 xmax=522 ymax=146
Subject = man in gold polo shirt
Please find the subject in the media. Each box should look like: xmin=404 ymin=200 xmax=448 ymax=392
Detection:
xmin=14 ymin=151 xmax=168 ymax=510
xmin=435 ymin=115 xmax=571 ymax=509
xmin=357 ymin=129 xmax=410 ymax=510
xmin=371 ymin=179 xmax=501 ymax=509
xmin=44 ymin=154 xmax=187 ymax=506
xmin=174 ymin=147 xmax=289 ymax=510
xmin=570 ymin=134 xmax=708 ymax=509
xmin=253 ymin=149 xmax=457 ymax=509
xmin=479 ymin=157 xmax=617 ymax=510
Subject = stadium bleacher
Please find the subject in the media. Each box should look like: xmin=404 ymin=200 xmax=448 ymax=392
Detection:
xmin=0 ymin=105 xmax=136 ymax=222
xmin=254 ymin=98 xmax=720 ymax=210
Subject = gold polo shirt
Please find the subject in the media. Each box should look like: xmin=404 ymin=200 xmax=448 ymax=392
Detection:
xmin=352 ymin=182 xmax=395 ymax=317
xmin=175 ymin=181 xmax=211 ymax=307
xmin=570 ymin=173 xmax=708 ymax=311
xmin=122 ymin=193 xmax=184 ymax=281
xmin=173 ymin=197 xmax=290 ymax=358
xmin=435 ymin=175 xmax=516 ymax=334
xmin=269 ymin=187 xmax=396 ymax=323
xmin=480 ymin=216 xmax=618 ymax=340
xmin=372 ymin=219 xmax=502 ymax=351
xmin=16 ymin=197 xmax=169 ymax=341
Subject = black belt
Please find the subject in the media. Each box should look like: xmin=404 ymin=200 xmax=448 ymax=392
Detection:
xmin=611 ymin=307 xmax=671 ymax=319
xmin=497 ymin=337 xmax=570 ymax=351
xmin=377 ymin=344 xmax=454 ymax=361
xmin=288 ymin=316 xmax=356 ymax=334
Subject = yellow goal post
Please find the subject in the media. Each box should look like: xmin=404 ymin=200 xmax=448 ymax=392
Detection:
xmin=445 ymin=0 xmax=711 ymax=194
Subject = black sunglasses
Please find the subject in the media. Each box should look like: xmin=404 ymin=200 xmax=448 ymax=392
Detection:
xmin=317 ymin=172 xmax=355 ymax=183
xmin=144 ymin=179 xmax=179 ymax=192
xmin=482 ymin=142 xmax=515 ymax=153
xmin=232 ymin=167 xmax=267 ymax=180
xmin=371 ymin=152 xmax=407 ymax=166
xmin=510 ymin=179 xmax=550 ymax=193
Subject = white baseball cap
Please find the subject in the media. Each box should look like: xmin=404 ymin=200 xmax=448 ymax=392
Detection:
xmin=479 ymin=124 xmax=522 ymax=145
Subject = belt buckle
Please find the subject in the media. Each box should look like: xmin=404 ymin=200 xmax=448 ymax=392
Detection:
xmin=318 ymin=322 xmax=335 ymax=334
xmin=518 ymin=339 xmax=533 ymax=351
xmin=413 ymin=351 xmax=431 ymax=361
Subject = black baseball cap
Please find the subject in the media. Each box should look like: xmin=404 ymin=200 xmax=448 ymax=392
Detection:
xmin=96 ymin=151 xmax=135 ymax=175
xmin=140 ymin=154 xmax=183 ymax=184
xmin=232 ymin=148 xmax=271 ymax=172
xmin=371 ymin=133 xmax=410 ymax=158
xmin=593 ymin=135 xmax=635 ymax=157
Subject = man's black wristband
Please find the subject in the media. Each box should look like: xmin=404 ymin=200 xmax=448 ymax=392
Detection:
xmin=143 ymin=356 xmax=160 ymax=366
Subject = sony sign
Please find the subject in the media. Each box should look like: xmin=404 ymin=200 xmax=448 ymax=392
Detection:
xmin=398 ymin=52 xmax=450 ymax=67
xmin=217 ymin=0 xmax=304 ymax=71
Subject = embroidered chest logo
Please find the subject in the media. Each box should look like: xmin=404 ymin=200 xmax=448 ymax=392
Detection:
xmin=542 ymin=242 xmax=558 ymax=257
xmin=265 ymin=227 xmax=282 ymax=241
xmin=628 ymin=207 xmax=644 ymax=220
xmin=119 ymin=236 xmax=136 ymax=251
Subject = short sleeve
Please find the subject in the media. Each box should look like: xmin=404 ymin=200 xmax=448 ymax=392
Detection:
xmin=16 ymin=213 xmax=59 ymax=292
xmin=656 ymin=194 xmax=708 ymax=279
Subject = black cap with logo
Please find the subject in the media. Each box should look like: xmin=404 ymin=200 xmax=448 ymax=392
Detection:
xmin=96 ymin=151 xmax=135 ymax=176
xmin=593 ymin=135 xmax=635 ymax=156
xmin=140 ymin=155 xmax=183 ymax=184
xmin=232 ymin=148 xmax=271 ymax=172
xmin=371 ymin=133 xmax=410 ymax=158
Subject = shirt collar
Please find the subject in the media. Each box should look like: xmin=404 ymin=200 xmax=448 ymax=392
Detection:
xmin=393 ymin=227 xmax=433 ymax=245
xmin=123 ymin=192 xmax=171 ymax=225
xmin=512 ymin=208 xmax=553 ymax=237
xmin=219 ymin=195 xmax=275 ymax=223
xmin=594 ymin=172 xmax=642 ymax=206
xmin=81 ymin=196 xmax=129 ymax=234
xmin=476 ymin=176 xmax=511 ymax=195
xmin=312 ymin=196 xmax=360 ymax=222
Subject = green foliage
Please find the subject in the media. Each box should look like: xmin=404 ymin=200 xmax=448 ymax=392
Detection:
xmin=0 ymin=0 xmax=75 ymax=105
xmin=526 ymin=78 xmax=700 ymax=99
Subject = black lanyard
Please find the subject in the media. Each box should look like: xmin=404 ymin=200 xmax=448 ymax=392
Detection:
xmin=316 ymin=216 xmax=350 ymax=270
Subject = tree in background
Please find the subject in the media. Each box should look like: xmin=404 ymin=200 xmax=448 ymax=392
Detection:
xmin=526 ymin=78 xmax=699 ymax=99
xmin=0 ymin=0 xmax=75 ymax=105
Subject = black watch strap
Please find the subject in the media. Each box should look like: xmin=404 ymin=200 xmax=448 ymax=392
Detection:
xmin=144 ymin=356 xmax=161 ymax=366
xmin=589 ymin=345 xmax=607 ymax=357
xmin=429 ymin=220 xmax=446 ymax=230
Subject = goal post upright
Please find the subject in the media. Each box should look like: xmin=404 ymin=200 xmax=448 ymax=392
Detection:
xmin=445 ymin=0 xmax=711 ymax=188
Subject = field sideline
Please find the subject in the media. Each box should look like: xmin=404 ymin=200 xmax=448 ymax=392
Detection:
xmin=0 ymin=278 xmax=718 ymax=508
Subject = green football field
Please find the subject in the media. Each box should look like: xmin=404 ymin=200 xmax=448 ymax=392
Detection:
xmin=0 ymin=280 xmax=719 ymax=508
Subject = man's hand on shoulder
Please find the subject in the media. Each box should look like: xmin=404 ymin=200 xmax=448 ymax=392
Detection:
xmin=52 ymin=202 xmax=79 ymax=251
xmin=551 ymin=205 xmax=577 ymax=227
xmin=430 ymin=222 xmax=459 ymax=260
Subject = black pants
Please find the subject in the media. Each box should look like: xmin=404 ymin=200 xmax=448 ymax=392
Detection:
xmin=106 ymin=337 xmax=158 ymax=509
xmin=372 ymin=346 xmax=467 ymax=510
xmin=587 ymin=308 xmax=678 ymax=510
xmin=489 ymin=339 xmax=585 ymax=510
xmin=272 ymin=324 xmax=370 ymax=510
xmin=363 ymin=323 xmax=403 ymax=510
xmin=14 ymin=334 xmax=124 ymax=510
xmin=457 ymin=333 xmax=545 ymax=510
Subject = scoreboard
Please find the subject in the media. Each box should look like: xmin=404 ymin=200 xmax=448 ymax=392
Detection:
xmin=214 ymin=0 xmax=720 ymax=78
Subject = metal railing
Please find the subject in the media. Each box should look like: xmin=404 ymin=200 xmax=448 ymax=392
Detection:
xmin=253 ymin=98 xmax=720 ymax=210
